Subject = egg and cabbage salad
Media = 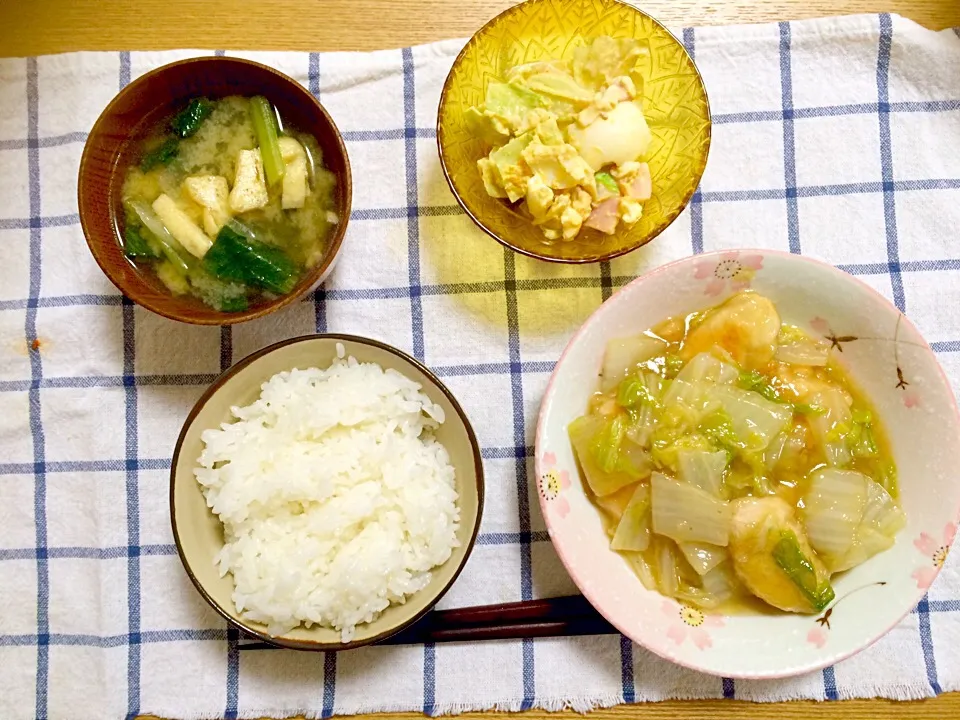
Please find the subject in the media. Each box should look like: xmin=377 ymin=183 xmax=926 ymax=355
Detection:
xmin=569 ymin=292 xmax=904 ymax=615
xmin=467 ymin=36 xmax=654 ymax=242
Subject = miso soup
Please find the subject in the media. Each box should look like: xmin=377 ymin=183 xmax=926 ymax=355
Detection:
xmin=121 ymin=95 xmax=338 ymax=312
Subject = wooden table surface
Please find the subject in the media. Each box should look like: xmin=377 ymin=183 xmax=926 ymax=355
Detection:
xmin=2 ymin=0 xmax=959 ymax=719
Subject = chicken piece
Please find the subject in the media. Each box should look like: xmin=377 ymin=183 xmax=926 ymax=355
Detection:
xmin=729 ymin=496 xmax=834 ymax=613
xmin=681 ymin=292 xmax=781 ymax=371
xmin=151 ymin=193 xmax=212 ymax=259
xmin=182 ymin=175 xmax=232 ymax=236
xmin=278 ymin=136 xmax=309 ymax=210
xmin=229 ymin=148 xmax=269 ymax=213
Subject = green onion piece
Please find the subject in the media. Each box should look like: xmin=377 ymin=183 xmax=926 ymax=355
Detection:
xmin=122 ymin=224 xmax=159 ymax=259
xmin=595 ymin=171 xmax=619 ymax=193
xmin=878 ymin=461 xmax=899 ymax=498
xmin=170 ymin=98 xmax=213 ymax=138
xmin=772 ymin=531 xmax=835 ymax=611
xmin=140 ymin=137 xmax=179 ymax=172
xmin=852 ymin=409 xmax=873 ymax=425
xmin=250 ymin=96 xmax=285 ymax=186
xmin=204 ymin=223 xmax=299 ymax=295
xmin=124 ymin=199 xmax=191 ymax=273
xmin=793 ymin=402 xmax=825 ymax=416
xmin=856 ymin=430 xmax=879 ymax=457
xmin=737 ymin=370 xmax=781 ymax=403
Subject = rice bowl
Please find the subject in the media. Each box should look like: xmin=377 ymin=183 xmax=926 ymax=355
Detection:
xmin=171 ymin=334 xmax=484 ymax=651
xmin=194 ymin=346 xmax=460 ymax=640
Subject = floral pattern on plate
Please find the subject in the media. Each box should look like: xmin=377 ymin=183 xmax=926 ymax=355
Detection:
xmin=662 ymin=600 xmax=724 ymax=650
xmin=912 ymin=522 xmax=957 ymax=589
xmin=693 ymin=251 xmax=763 ymax=296
xmin=539 ymin=451 xmax=571 ymax=518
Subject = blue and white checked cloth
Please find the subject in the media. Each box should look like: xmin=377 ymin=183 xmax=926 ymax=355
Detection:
xmin=1 ymin=11 xmax=960 ymax=719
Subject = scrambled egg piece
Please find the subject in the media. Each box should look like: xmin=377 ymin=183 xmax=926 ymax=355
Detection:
xmin=613 ymin=161 xmax=641 ymax=187
xmin=516 ymin=108 xmax=557 ymax=135
xmin=571 ymin=187 xmax=593 ymax=217
xmin=594 ymin=76 xmax=637 ymax=112
xmin=560 ymin=206 xmax=583 ymax=240
xmin=619 ymin=197 xmax=643 ymax=226
xmin=499 ymin=162 xmax=531 ymax=204
xmin=521 ymin=139 xmax=591 ymax=190
xmin=525 ymin=175 xmax=554 ymax=219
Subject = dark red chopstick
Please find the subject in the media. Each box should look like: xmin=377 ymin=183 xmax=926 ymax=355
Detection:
xmin=239 ymin=596 xmax=618 ymax=650
xmin=379 ymin=595 xmax=617 ymax=645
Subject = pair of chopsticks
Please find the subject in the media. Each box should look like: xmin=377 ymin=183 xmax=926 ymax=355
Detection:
xmin=380 ymin=595 xmax=617 ymax=645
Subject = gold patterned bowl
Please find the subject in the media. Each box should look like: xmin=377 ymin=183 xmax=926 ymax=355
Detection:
xmin=437 ymin=0 xmax=712 ymax=263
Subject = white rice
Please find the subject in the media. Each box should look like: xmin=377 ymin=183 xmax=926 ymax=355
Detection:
xmin=194 ymin=345 xmax=460 ymax=640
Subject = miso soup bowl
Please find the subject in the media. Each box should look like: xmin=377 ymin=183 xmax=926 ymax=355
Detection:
xmin=171 ymin=334 xmax=484 ymax=650
xmin=78 ymin=56 xmax=352 ymax=325
xmin=535 ymin=249 xmax=960 ymax=678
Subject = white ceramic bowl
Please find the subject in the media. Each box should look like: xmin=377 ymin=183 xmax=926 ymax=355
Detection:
xmin=535 ymin=249 xmax=960 ymax=678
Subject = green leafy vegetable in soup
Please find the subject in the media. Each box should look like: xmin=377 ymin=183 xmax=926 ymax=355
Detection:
xmin=569 ymin=291 xmax=903 ymax=615
xmin=121 ymin=95 xmax=338 ymax=312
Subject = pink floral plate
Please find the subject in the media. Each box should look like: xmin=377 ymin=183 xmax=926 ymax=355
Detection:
xmin=535 ymin=249 xmax=960 ymax=678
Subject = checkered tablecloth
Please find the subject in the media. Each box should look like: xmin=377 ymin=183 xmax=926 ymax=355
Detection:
xmin=1 ymin=10 xmax=960 ymax=720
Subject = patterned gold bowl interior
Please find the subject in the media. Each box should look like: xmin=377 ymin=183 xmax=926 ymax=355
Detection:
xmin=437 ymin=0 xmax=712 ymax=263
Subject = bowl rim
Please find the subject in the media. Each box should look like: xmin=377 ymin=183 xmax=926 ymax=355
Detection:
xmin=534 ymin=248 xmax=960 ymax=678
xmin=77 ymin=55 xmax=353 ymax=326
xmin=169 ymin=332 xmax=486 ymax=651
xmin=436 ymin=0 xmax=712 ymax=264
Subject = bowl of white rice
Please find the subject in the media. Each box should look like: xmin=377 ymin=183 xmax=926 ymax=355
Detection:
xmin=170 ymin=334 xmax=484 ymax=650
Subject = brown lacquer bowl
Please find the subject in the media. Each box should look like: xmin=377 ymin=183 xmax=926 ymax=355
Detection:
xmin=78 ymin=56 xmax=352 ymax=325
